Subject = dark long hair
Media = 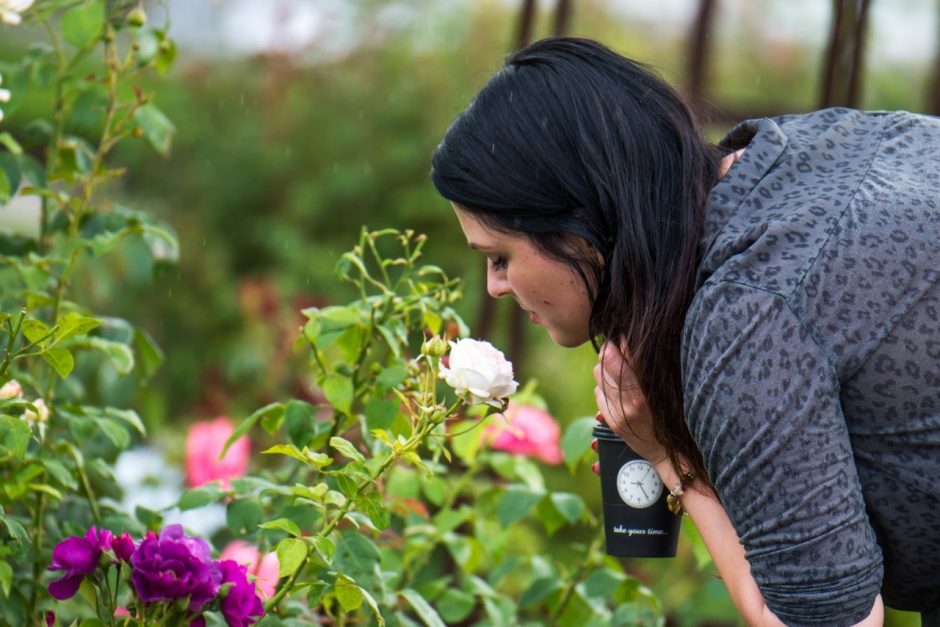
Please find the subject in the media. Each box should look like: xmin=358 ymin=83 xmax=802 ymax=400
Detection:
xmin=431 ymin=37 xmax=723 ymax=487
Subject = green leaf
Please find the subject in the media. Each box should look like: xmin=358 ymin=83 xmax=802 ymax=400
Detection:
xmin=134 ymin=104 xmax=176 ymax=156
xmin=329 ymin=436 xmax=364 ymax=463
xmin=92 ymin=415 xmax=130 ymax=449
xmin=357 ymin=492 xmax=390 ymax=530
xmin=21 ymin=319 xmax=51 ymax=345
xmin=310 ymin=535 xmax=335 ymax=564
xmin=259 ymin=517 xmax=301 ymax=537
xmin=261 ymin=444 xmax=332 ymax=469
xmin=133 ymin=328 xmax=164 ymax=380
xmin=41 ymin=347 xmax=74 ymax=378
xmin=364 ymin=398 xmax=398 ymax=431
xmin=376 ymin=364 xmax=406 ymax=390
xmin=0 ymin=560 xmax=12 ymax=598
xmin=61 ymin=0 xmax=105 ymax=48
xmin=142 ymin=224 xmax=179 ymax=263
xmin=178 ymin=484 xmax=224 ymax=510
xmin=436 ymin=588 xmax=475 ymax=623
xmin=0 ymin=416 xmax=31 ymax=460
xmin=103 ymin=407 xmax=146 ymax=436
xmin=333 ymin=531 xmax=381 ymax=578
xmin=42 ymin=458 xmax=77 ymax=490
xmin=284 ymin=399 xmax=315 ymax=447
xmin=84 ymin=336 xmax=134 ymax=373
xmin=55 ymin=313 xmax=102 ymax=344
xmin=520 ymin=577 xmax=562 ymax=608
xmin=497 ymin=485 xmax=544 ymax=527
xmin=561 ymin=416 xmax=596 ymax=473
xmin=222 ymin=403 xmax=284 ymax=457
xmin=276 ymin=537 xmax=307 ymax=578
xmin=334 ymin=575 xmax=363 ymax=612
xmin=550 ymin=492 xmax=585 ymax=525
xmin=226 ymin=498 xmax=263 ymax=535
xmin=321 ymin=374 xmax=353 ymax=414
xmin=358 ymin=585 xmax=385 ymax=627
xmin=402 ymin=588 xmax=446 ymax=627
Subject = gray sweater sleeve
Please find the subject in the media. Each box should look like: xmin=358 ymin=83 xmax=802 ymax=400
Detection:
xmin=682 ymin=280 xmax=883 ymax=625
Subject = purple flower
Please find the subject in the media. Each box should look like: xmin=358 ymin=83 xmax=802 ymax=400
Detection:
xmin=112 ymin=531 xmax=135 ymax=562
xmin=44 ymin=611 xmax=55 ymax=627
xmin=47 ymin=527 xmax=112 ymax=600
xmin=130 ymin=524 xmax=221 ymax=612
xmin=218 ymin=560 xmax=265 ymax=627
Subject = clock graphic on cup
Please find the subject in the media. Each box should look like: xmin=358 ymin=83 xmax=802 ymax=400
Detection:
xmin=616 ymin=459 xmax=664 ymax=508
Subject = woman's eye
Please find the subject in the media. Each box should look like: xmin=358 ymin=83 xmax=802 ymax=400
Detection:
xmin=488 ymin=256 xmax=507 ymax=270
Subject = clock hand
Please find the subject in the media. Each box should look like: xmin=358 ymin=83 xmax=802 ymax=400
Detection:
xmin=633 ymin=481 xmax=650 ymax=500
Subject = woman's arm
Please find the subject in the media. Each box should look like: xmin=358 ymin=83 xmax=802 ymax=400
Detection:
xmin=594 ymin=340 xmax=884 ymax=626
xmin=652 ymin=459 xmax=883 ymax=627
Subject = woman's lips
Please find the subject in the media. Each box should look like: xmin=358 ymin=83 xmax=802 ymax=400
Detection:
xmin=529 ymin=311 xmax=539 ymax=323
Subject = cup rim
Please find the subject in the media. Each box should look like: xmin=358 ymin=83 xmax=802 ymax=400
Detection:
xmin=592 ymin=423 xmax=623 ymax=442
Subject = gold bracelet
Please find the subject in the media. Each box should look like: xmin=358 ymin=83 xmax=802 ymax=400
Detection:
xmin=666 ymin=472 xmax=694 ymax=516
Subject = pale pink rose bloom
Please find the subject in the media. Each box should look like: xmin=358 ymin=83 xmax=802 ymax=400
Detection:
xmin=485 ymin=403 xmax=563 ymax=465
xmin=0 ymin=379 xmax=22 ymax=400
xmin=219 ymin=540 xmax=279 ymax=598
xmin=184 ymin=416 xmax=249 ymax=489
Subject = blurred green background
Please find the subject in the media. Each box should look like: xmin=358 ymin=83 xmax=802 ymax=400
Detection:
xmin=1 ymin=0 xmax=934 ymax=624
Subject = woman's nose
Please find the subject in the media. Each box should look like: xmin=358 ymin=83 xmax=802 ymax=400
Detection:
xmin=486 ymin=267 xmax=512 ymax=299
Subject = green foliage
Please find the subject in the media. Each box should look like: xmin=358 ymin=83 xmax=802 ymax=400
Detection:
xmin=188 ymin=229 xmax=665 ymax=625
xmin=0 ymin=1 xmax=178 ymax=623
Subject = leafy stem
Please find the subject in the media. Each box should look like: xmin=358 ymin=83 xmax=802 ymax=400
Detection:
xmin=550 ymin=530 xmax=605 ymax=622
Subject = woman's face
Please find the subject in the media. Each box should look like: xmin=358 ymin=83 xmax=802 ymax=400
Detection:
xmin=454 ymin=206 xmax=592 ymax=348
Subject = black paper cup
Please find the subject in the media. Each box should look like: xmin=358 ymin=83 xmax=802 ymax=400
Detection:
xmin=593 ymin=424 xmax=681 ymax=557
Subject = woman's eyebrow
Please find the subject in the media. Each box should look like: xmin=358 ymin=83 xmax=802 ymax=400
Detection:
xmin=467 ymin=242 xmax=495 ymax=252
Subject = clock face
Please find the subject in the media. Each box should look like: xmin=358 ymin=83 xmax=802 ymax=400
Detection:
xmin=616 ymin=460 xmax=663 ymax=508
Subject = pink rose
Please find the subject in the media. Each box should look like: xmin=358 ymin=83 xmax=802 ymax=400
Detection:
xmin=219 ymin=541 xmax=279 ymax=599
xmin=485 ymin=403 xmax=563 ymax=465
xmin=185 ymin=417 xmax=249 ymax=489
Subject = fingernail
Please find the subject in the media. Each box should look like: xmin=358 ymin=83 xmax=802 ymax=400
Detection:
xmin=591 ymin=462 xmax=600 ymax=474
xmin=590 ymin=439 xmax=598 ymax=451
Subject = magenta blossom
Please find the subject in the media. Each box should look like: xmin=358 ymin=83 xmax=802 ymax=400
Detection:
xmin=218 ymin=560 xmax=265 ymax=627
xmin=47 ymin=527 xmax=113 ymax=600
xmin=485 ymin=403 xmax=563 ymax=464
xmin=219 ymin=541 xmax=279 ymax=598
xmin=112 ymin=531 xmax=135 ymax=562
xmin=130 ymin=524 xmax=221 ymax=612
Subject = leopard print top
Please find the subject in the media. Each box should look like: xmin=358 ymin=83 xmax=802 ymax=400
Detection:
xmin=684 ymin=108 xmax=940 ymax=625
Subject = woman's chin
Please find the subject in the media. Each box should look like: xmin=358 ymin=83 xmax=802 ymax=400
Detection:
xmin=546 ymin=327 xmax=591 ymax=348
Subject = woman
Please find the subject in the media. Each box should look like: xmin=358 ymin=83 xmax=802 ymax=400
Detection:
xmin=430 ymin=37 xmax=940 ymax=625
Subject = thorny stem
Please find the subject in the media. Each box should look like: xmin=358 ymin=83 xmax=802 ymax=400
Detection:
xmin=0 ymin=310 xmax=26 ymax=377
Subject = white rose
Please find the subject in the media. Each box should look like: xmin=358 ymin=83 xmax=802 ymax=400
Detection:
xmin=439 ymin=339 xmax=519 ymax=408
xmin=24 ymin=398 xmax=49 ymax=423
xmin=0 ymin=379 xmax=22 ymax=400
xmin=0 ymin=0 xmax=34 ymax=25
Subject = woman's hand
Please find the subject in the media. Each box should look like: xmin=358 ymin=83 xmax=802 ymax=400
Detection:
xmin=593 ymin=341 xmax=667 ymax=465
